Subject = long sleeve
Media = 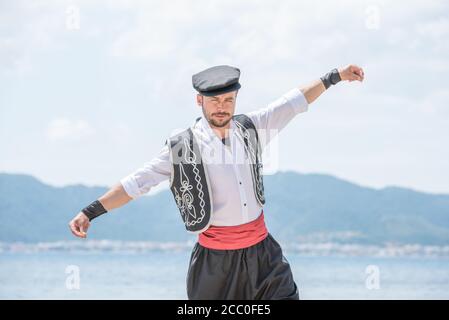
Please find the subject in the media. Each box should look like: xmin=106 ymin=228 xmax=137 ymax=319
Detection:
xmin=246 ymin=87 xmax=309 ymax=148
xmin=120 ymin=144 xmax=171 ymax=199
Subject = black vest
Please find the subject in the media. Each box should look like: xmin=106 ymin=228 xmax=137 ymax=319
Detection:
xmin=166 ymin=114 xmax=265 ymax=233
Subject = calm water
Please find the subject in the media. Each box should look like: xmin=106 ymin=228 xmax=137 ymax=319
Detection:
xmin=1 ymin=250 xmax=448 ymax=299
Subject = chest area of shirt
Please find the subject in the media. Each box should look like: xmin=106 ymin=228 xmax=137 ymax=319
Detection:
xmin=197 ymin=131 xmax=249 ymax=167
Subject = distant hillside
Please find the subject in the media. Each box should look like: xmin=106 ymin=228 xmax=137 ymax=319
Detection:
xmin=0 ymin=172 xmax=448 ymax=245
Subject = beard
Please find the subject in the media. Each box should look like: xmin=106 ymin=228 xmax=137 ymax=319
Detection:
xmin=205 ymin=111 xmax=232 ymax=128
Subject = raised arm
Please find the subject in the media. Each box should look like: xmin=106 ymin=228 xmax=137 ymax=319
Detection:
xmin=246 ymin=64 xmax=364 ymax=148
xmin=300 ymin=64 xmax=364 ymax=104
xmin=69 ymin=144 xmax=171 ymax=238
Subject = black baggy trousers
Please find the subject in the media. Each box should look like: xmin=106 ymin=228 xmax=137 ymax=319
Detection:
xmin=186 ymin=232 xmax=300 ymax=300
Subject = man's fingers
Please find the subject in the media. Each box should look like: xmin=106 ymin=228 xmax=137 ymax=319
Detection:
xmin=70 ymin=228 xmax=82 ymax=238
xmin=350 ymin=71 xmax=363 ymax=82
xmin=69 ymin=224 xmax=82 ymax=237
xmin=342 ymin=65 xmax=364 ymax=82
xmin=353 ymin=66 xmax=364 ymax=81
xmin=345 ymin=65 xmax=364 ymax=82
xmin=69 ymin=221 xmax=86 ymax=238
xmin=79 ymin=224 xmax=87 ymax=237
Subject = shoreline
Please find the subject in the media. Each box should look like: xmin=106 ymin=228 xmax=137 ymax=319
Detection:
xmin=1 ymin=240 xmax=449 ymax=258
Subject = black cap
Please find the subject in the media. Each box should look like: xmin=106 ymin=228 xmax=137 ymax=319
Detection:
xmin=192 ymin=65 xmax=241 ymax=96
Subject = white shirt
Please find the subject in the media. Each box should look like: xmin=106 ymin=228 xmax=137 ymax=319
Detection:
xmin=120 ymin=87 xmax=309 ymax=226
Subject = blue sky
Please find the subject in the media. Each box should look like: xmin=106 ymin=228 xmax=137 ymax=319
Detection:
xmin=1 ymin=0 xmax=448 ymax=194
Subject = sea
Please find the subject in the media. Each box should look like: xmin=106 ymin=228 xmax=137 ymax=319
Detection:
xmin=1 ymin=248 xmax=448 ymax=299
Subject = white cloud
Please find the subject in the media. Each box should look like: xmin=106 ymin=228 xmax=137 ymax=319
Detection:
xmin=0 ymin=1 xmax=67 ymax=75
xmin=46 ymin=118 xmax=95 ymax=141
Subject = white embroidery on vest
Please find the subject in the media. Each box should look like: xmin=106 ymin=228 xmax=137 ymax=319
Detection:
xmin=173 ymin=137 xmax=207 ymax=228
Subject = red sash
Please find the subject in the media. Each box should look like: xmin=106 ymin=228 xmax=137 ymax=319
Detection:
xmin=198 ymin=210 xmax=268 ymax=250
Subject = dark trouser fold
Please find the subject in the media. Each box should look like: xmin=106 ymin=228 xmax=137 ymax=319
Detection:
xmin=187 ymin=233 xmax=300 ymax=300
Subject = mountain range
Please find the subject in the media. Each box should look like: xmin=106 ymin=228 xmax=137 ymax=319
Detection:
xmin=1 ymin=172 xmax=448 ymax=245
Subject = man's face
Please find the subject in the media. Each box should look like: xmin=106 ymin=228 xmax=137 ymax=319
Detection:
xmin=196 ymin=91 xmax=238 ymax=128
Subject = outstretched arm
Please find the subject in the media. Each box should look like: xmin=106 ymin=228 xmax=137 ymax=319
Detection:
xmin=68 ymin=184 xmax=132 ymax=239
xmin=300 ymin=64 xmax=365 ymax=104
xmin=246 ymin=64 xmax=365 ymax=148
xmin=69 ymin=144 xmax=171 ymax=238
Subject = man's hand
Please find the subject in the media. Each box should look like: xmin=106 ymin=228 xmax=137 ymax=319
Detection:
xmin=68 ymin=183 xmax=132 ymax=238
xmin=300 ymin=63 xmax=365 ymax=104
xmin=338 ymin=64 xmax=365 ymax=82
xmin=69 ymin=212 xmax=90 ymax=238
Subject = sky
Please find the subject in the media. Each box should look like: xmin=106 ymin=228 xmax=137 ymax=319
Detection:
xmin=1 ymin=0 xmax=448 ymax=195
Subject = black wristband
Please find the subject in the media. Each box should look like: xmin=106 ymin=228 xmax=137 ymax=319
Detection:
xmin=320 ymin=68 xmax=341 ymax=89
xmin=82 ymin=200 xmax=107 ymax=221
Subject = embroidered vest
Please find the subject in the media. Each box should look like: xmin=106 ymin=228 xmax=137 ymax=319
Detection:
xmin=166 ymin=114 xmax=265 ymax=233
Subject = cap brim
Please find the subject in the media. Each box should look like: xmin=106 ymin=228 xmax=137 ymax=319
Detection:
xmin=198 ymin=82 xmax=241 ymax=96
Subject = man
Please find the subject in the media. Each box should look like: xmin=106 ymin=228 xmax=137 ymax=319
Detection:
xmin=69 ymin=64 xmax=364 ymax=300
